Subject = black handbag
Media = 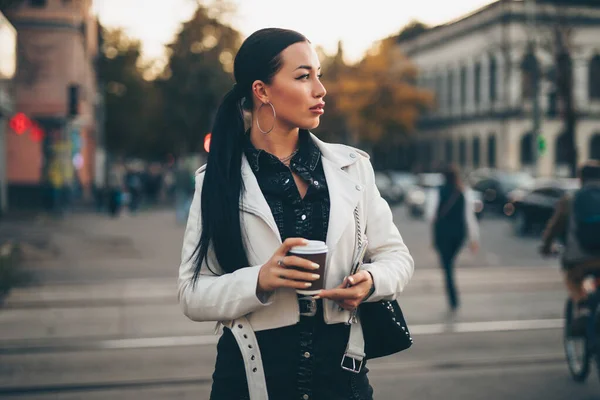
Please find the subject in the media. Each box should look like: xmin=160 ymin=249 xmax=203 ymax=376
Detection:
xmin=353 ymin=207 xmax=414 ymax=359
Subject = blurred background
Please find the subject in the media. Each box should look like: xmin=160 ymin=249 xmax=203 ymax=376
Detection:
xmin=0 ymin=0 xmax=600 ymax=398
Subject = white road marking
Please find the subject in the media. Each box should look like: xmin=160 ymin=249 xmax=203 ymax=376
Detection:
xmin=96 ymin=318 xmax=564 ymax=350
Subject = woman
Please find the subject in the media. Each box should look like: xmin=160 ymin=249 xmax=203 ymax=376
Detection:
xmin=178 ymin=28 xmax=414 ymax=400
xmin=426 ymin=165 xmax=479 ymax=311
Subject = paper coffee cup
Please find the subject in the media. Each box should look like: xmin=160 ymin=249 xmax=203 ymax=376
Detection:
xmin=288 ymin=240 xmax=328 ymax=295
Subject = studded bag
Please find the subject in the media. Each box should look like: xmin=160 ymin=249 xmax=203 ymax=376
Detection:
xmin=354 ymin=207 xmax=414 ymax=359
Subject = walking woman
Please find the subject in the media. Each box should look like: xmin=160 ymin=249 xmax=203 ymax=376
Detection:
xmin=177 ymin=28 xmax=414 ymax=400
xmin=427 ymin=165 xmax=479 ymax=311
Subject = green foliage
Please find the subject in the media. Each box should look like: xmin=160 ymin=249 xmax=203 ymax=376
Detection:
xmin=158 ymin=6 xmax=242 ymax=156
xmin=99 ymin=28 xmax=165 ymax=159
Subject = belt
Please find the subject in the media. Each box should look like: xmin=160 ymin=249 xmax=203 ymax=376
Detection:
xmin=298 ymin=295 xmax=320 ymax=317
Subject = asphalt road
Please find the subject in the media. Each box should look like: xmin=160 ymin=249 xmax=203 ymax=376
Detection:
xmin=1 ymin=205 xmax=596 ymax=399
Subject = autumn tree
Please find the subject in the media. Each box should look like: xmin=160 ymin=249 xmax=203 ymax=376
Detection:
xmin=317 ymin=36 xmax=434 ymax=151
xmin=158 ymin=5 xmax=242 ymax=157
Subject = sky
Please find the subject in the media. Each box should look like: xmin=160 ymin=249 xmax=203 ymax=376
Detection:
xmin=93 ymin=0 xmax=495 ymax=76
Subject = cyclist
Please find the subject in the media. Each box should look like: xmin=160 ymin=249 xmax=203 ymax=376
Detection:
xmin=540 ymin=160 xmax=600 ymax=335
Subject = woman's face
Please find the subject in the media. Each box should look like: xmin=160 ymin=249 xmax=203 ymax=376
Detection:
xmin=263 ymin=41 xmax=327 ymax=131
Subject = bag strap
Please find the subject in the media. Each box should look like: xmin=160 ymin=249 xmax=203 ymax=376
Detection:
xmin=437 ymin=190 xmax=460 ymax=220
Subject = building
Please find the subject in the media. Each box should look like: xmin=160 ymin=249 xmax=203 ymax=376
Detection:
xmin=5 ymin=0 xmax=100 ymax=209
xmin=0 ymin=11 xmax=17 ymax=217
xmin=397 ymin=0 xmax=600 ymax=176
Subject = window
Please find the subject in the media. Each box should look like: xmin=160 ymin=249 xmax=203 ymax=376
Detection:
xmin=473 ymin=137 xmax=481 ymax=168
xmin=591 ymin=134 xmax=600 ymax=160
xmin=474 ymin=62 xmax=481 ymax=106
xmin=459 ymin=138 xmax=467 ymax=167
xmin=589 ymin=55 xmax=600 ymax=100
xmin=520 ymin=133 xmax=533 ymax=166
xmin=436 ymin=74 xmax=444 ymax=109
xmin=445 ymin=139 xmax=453 ymax=163
xmin=460 ymin=65 xmax=467 ymax=110
xmin=488 ymin=135 xmax=497 ymax=168
xmin=447 ymin=70 xmax=454 ymax=111
xmin=489 ymin=55 xmax=497 ymax=103
xmin=29 ymin=0 xmax=47 ymax=7
xmin=555 ymin=133 xmax=569 ymax=165
xmin=521 ymin=50 xmax=539 ymax=99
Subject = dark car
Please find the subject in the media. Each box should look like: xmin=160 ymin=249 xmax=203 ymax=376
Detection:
xmin=507 ymin=178 xmax=580 ymax=236
xmin=470 ymin=171 xmax=534 ymax=216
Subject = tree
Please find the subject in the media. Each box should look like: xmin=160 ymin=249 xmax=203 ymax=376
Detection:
xmin=98 ymin=28 xmax=163 ymax=159
xmin=318 ymin=37 xmax=434 ymax=148
xmin=397 ymin=20 xmax=430 ymax=42
xmin=158 ymin=5 xmax=242 ymax=156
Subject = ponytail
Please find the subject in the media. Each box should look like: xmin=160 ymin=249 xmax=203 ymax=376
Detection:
xmin=192 ymin=88 xmax=249 ymax=282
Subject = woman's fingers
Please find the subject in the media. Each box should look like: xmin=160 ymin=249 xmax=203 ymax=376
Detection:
xmin=281 ymin=255 xmax=320 ymax=271
xmin=279 ymin=237 xmax=309 ymax=255
xmin=277 ymin=267 xmax=320 ymax=283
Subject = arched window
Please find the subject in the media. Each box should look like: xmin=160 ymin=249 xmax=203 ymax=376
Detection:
xmin=555 ymin=133 xmax=569 ymax=165
xmin=474 ymin=62 xmax=481 ymax=106
xmin=447 ymin=69 xmax=454 ymax=111
xmin=436 ymin=74 xmax=444 ymax=109
xmin=445 ymin=139 xmax=453 ymax=163
xmin=459 ymin=138 xmax=467 ymax=167
xmin=521 ymin=133 xmax=533 ymax=166
xmin=488 ymin=135 xmax=497 ymax=168
xmin=460 ymin=65 xmax=467 ymax=110
xmin=521 ymin=49 xmax=539 ymax=99
xmin=589 ymin=55 xmax=600 ymax=100
xmin=473 ymin=137 xmax=481 ymax=168
xmin=489 ymin=54 xmax=497 ymax=103
xmin=590 ymin=134 xmax=600 ymax=160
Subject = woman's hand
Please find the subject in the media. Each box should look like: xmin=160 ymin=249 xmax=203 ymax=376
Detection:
xmin=257 ymin=238 xmax=321 ymax=294
xmin=317 ymin=270 xmax=373 ymax=311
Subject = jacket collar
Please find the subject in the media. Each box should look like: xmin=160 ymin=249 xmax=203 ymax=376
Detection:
xmin=240 ymin=132 xmax=364 ymax=250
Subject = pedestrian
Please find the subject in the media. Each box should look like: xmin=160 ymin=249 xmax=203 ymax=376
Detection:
xmin=540 ymin=160 xmax=600 ymax=335
xmin=178 ymin=28 xmax=414 ymax=400
xmin=426 ymin=164 xmax=479 ymax=311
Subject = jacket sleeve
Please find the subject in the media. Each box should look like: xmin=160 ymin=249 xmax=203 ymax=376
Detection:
xmin=359 ymin=160 xmax=415 ymax=302
xmin=464 ymin=189 xmax=480 ymax=243
xmin=178 ymin=173 xmax=272 ymax=322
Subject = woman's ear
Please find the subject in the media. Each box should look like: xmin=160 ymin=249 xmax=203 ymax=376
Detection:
xmin=252 ymin=80 xmax=269 ymax=105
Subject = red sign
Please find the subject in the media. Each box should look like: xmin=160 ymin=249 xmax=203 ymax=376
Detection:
xmin=9 ymin=113 xmax=31 ymax=135
xmin=30 ymin=123 xmax=45 ymax=142
xmin=204 ymin=133 xmax=212 ymax=153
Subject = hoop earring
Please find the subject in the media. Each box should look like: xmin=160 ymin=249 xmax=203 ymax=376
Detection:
xmin=256 ymin=102 xmax=276 ymax=134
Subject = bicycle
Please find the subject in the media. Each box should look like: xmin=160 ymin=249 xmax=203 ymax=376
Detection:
xmin=563 ymin=271 xmax=600 ymax=382
xmin=540 ymin=244 xmax=600 ymax=382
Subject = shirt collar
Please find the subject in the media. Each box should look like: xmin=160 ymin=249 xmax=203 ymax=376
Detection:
xmin=243 ymin=129 xmax=321 ymax=173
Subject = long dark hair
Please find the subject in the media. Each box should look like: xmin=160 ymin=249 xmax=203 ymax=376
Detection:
xmin=192 ymin=28 xmax=308 ymax=282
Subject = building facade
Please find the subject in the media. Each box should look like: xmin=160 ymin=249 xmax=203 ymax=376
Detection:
xmin=0 ymin=11 xmax=17 ymax=216
xmin=397 ymin=0 xmax=600 ymax=176
xmin=5 ymin=0 xmax=100 ymax=209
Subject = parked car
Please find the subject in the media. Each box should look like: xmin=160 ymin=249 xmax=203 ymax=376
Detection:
xmin=470 ymin=170 xmax=535 ymax=216
xmin=406 ymin=173 xmax=444 ymax=218
xmin=506 ymin=178 xmax=580 ymax=236
xmin=386 ymin=171 xmax=417 ymax=204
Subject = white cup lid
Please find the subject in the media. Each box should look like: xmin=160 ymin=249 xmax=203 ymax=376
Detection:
xmin=289 ymin=240 xmax=328 ymax=254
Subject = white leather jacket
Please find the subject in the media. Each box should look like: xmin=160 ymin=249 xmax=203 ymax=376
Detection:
xmin=178 ymin=133 xmax=414 ymax=332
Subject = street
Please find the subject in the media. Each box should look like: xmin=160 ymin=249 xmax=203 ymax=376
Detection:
xmin=0 ymin=206 xmax=598 ymax=399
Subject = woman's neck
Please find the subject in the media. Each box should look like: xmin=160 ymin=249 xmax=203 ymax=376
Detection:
xmin=249 ymin=124 xmax=300 ymax=160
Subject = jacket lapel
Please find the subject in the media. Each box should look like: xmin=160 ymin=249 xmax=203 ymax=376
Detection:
xmin=312 ymin=135 xmax=362 ymax=252
xmin=240 ymin=155 xmax=281 ymax=242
